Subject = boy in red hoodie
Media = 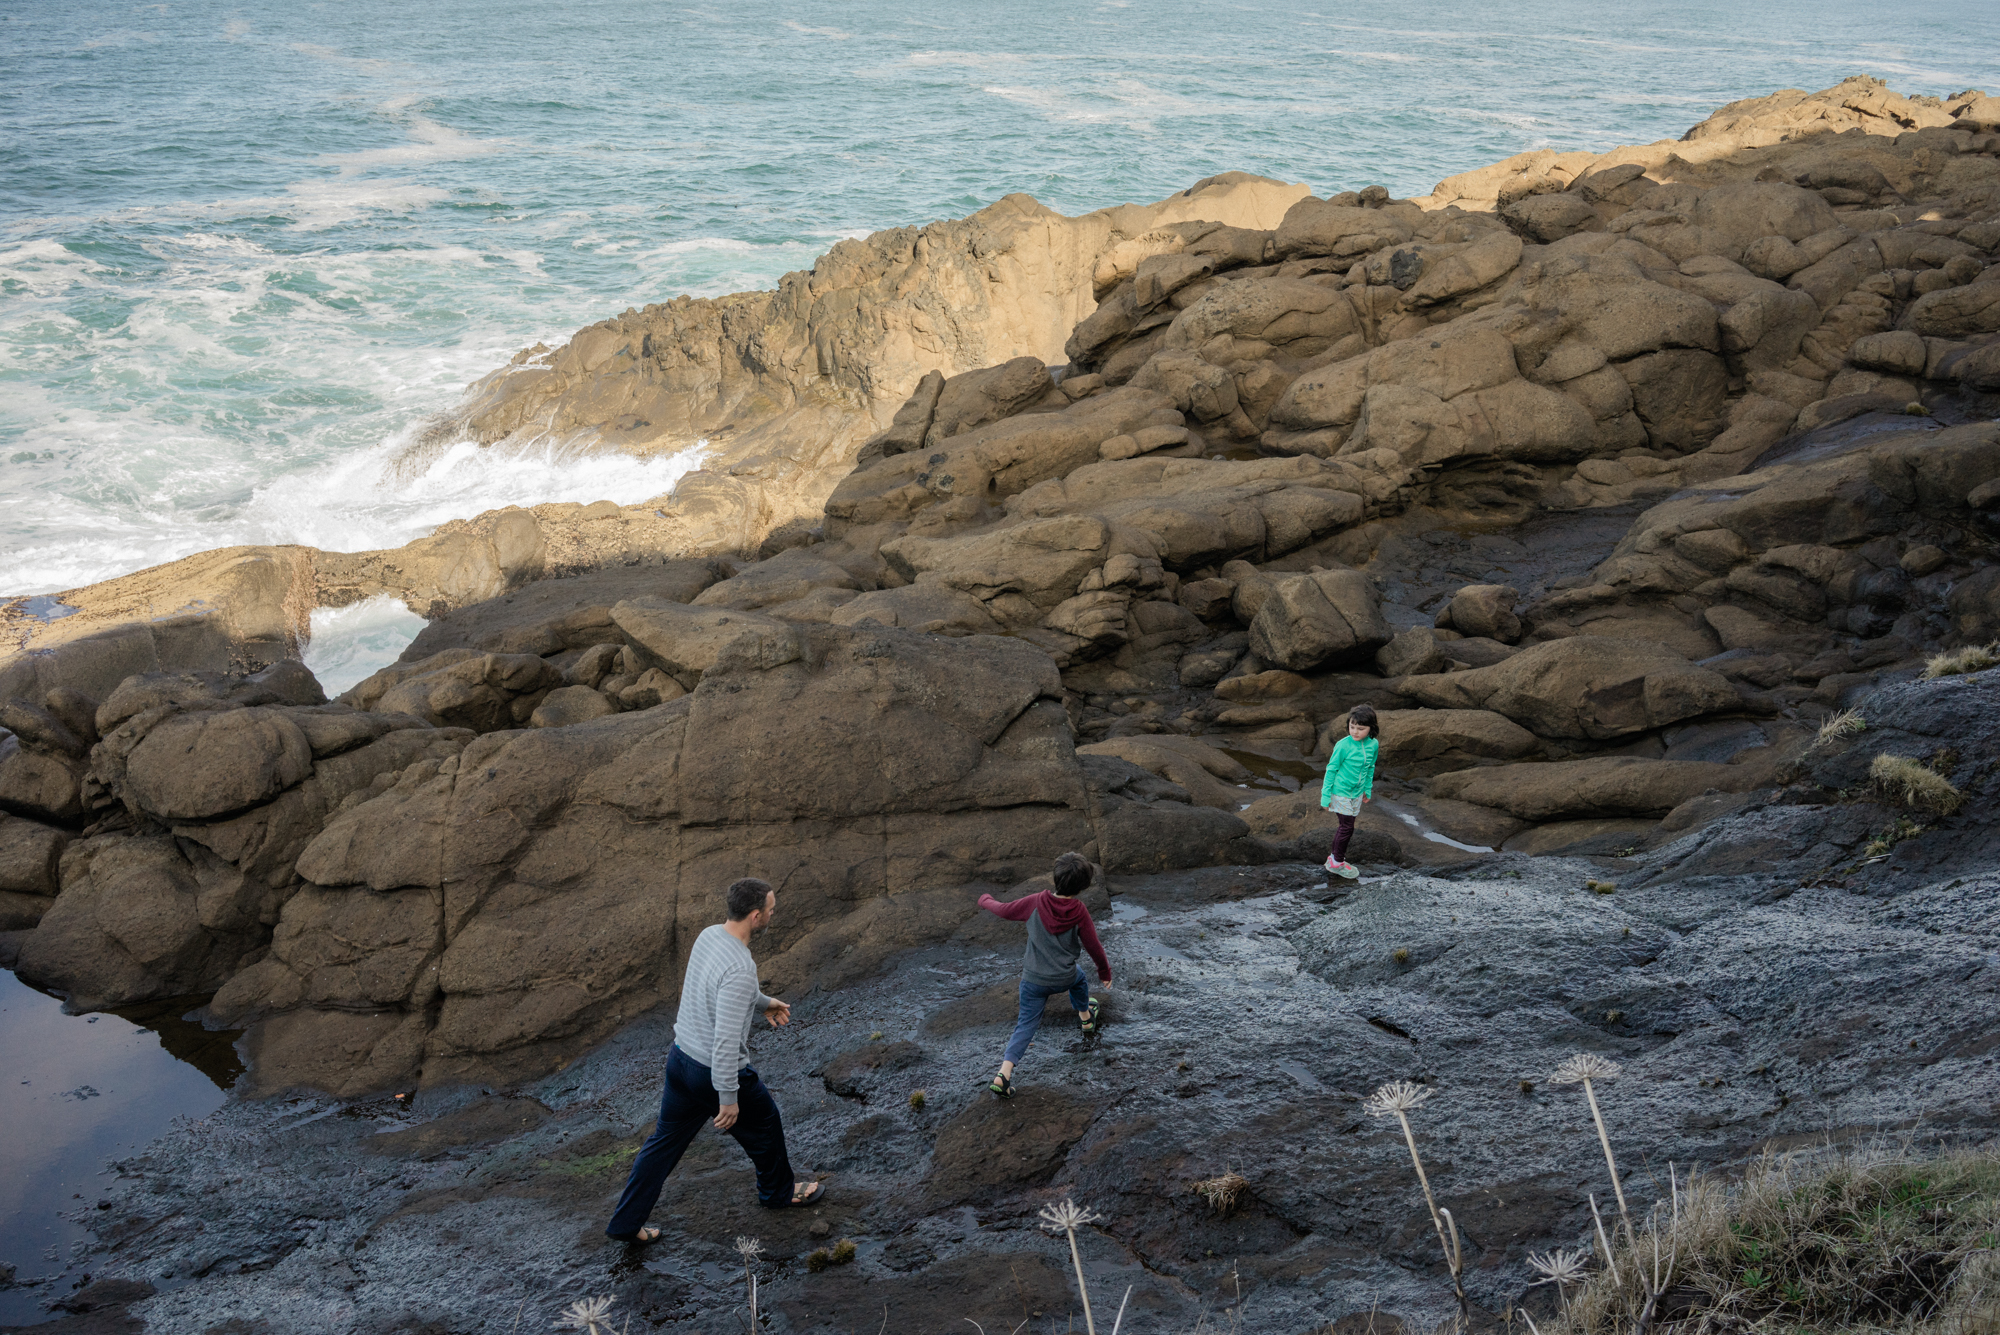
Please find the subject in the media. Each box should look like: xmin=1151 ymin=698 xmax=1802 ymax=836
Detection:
xmin=977 ymin=851 xmax=1112 ymax=1098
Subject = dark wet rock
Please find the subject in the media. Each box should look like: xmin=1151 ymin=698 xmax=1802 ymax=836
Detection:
xmin=363 ymin=1097 xmax=551 ymax=1159
xmin=74 ymin=835 xmax=2000 ymax=1334
xmin=1 ymin=1278 xmax=154 ymax=1334
xmin=820 ymin=1041 xmax=922 ymax=1099
xmin=927 ymin=1087 xmax=1096 ymax=1206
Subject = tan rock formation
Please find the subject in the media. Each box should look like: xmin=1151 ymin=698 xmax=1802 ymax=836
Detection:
xmin=8 ymin=78 xmax=2000 ymax=1100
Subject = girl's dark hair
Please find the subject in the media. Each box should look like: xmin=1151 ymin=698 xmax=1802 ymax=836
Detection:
xmin=1348 ymin=704 xmax=1381 ymax=741
xmin=1052 ymin=852 xmax=1094 ymax=897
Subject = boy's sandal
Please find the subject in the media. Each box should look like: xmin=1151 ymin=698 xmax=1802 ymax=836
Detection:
xmin=988 ymin=1073 xmax=1014 ymax=1098
xmin=1079 ymin=998 xmax=1103 ymax=1036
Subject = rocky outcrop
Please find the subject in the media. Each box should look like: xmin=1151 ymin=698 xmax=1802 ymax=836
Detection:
xmin=8 ymin=78 xmax=2000 ymax=1102
xmin=10 ymin=615 xmax=1313 ymax=1092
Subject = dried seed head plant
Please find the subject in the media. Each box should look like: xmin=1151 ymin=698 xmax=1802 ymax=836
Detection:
xmin=1038 ymin=1198 xmax=1106 ymax=1335
xmin=554 ymin=1295 xmax=619 ymax=1334
xmin=1365 ymin=1081 xmax=1468 ymax=1321
xmin=1527 ymin=1246 xmax=1590 ymax=1290
xmin=735 ymin=1235 xmax=764 ymax=1329
xmin=1549 ymin=1054 xmax=1631 ymax=1244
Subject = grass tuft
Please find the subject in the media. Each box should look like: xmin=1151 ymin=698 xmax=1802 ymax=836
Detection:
xmin=1871 ymin=753 xmax=1964 ymax=815
xmin=830 ymin=1238 xmax=856 ymax=1264
xmin=1546 ymin=1143 xmax=2000 ymax=1335
xmin=1392 ymin=947 xmax=1411 ymax=965
xmin=1193 ymin=1172 xmax=1248 ymax=1216
xmin=1864 ymin=815 xmax=1930 ymax=859
xmin=908 ymin=1089 xmax=926 ymax=1110
xmin=1811 ymin=708 xmax=1868 ymax=753
xmin=1923 ymin=643 xmax=1998 ymax=679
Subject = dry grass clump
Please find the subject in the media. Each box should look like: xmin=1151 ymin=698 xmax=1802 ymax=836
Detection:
xmin=807 ymin=1238 xmax=858 ymax=1273
xmin=1872 ymin=753 xmax=1965 ymax=815
xmin=1546 ymin=1143 xmax=2000 ymax=1335
xmin=1864 ymin=816 xmax=1930 ymax=859
xmin=1923 ymin=643 xmax=1998 ymax=679
xmin=1811 ymin=708 xmax=1868 ymax=753
xmin=1193 ymin=1172 xmax=1248 ymax=1216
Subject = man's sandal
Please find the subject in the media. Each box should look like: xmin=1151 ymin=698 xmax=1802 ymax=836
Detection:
xmin=790 ymin=1180 xmax=824 ymax=1207
xmin=1079 ymin=998 xmax=1102 ymax=1036
xmin=611 ymin=1226 xmax=663 ymax=1244
xmin=988 ymin=1073 xmax=1014 ymax=1098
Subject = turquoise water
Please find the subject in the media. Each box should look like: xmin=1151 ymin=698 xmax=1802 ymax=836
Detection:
xmin=3 ymin=0 xmax=1997 ymax=599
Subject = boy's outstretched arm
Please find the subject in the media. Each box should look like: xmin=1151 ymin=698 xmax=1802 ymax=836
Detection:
xmin=1077 ymin=913 xmax=1112 ymax=984
xmin=977 ymin=891 xmax=1037 ymax=921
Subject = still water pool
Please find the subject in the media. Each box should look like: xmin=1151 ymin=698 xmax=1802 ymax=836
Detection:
xmin=0 ymin=971 xmax=239 ymax=1325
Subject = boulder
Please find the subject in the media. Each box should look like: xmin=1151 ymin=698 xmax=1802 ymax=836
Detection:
xmin=1247 ymin=570 xmax=1390 ymax=671
xmin=1327 ymin=708 xmax=1539 ymax=773
xmin=1906 ymin=280 xmax=2000 ymax=339
xmin=1429 ymin=755 xmax=1762 ymax=820
xmin=610 ymin=600 xmax=802 ymax=686
xmin=15 ymin=833 xmax=259 ymax=1010
xmin=1078 ymin=738 xmax=1250 ymax=811
xmin=830 ymin=585 xmax=1004 ymax=637
xmin=260 ymin=626 xmax=1106 ymax=1090
xmin=1441 ymin=584 xmax=1521 ymax=642
xmin=123 ymin=708 xmax=314 ymax=820
xmin=1375 ymin=626 xmax=1448 ymax=677
xmin=0 ymin=743 xmax=87 ymax=824
xmin=0 ymin=814 xmax=65 ymax=896
xmin=690 ymin=554 xmax=861 ymax=612
xmin=1397 ymin=638 xmax=1737 ymax=740
xmin=352 ymin=652 xmax=563 ymax=732
xmin=529 ymin=686 xmax=618 ymax=729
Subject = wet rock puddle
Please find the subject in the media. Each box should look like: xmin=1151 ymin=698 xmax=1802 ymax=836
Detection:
xmin=0 ymin=971 xmax=241 ymax=1325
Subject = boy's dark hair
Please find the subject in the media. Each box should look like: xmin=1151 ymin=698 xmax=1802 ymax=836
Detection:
xmin=725 ymin=877 xmax=774 ymax=921
xmin=1349 ymin=704 xmax=1382 ymax=740
xmin=1051 ymin=852 xmax=1093 ymax=897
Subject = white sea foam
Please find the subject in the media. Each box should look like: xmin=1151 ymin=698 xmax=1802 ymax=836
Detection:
xmin=782 ymin=20 xmax=852 ymax=40
xmin=302 ymin=594 xmax=428 ymax=696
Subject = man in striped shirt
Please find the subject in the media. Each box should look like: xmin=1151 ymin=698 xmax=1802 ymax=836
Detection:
xmin=606 ymin=877 xmax=822 ymax=1243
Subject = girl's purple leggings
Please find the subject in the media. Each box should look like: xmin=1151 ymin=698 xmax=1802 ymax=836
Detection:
xmin=1330 ymin=812 xmax=1356 ymax=862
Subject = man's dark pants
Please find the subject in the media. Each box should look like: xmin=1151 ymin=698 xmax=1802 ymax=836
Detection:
xmin=606 ymin=1045 xmax=795 ymax=1237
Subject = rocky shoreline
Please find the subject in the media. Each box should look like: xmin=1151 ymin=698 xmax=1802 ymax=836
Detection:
xmin=3 ymin=75 xmax=2000 ymax=1331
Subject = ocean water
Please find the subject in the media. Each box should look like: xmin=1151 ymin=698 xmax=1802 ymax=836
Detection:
xmin=3 ymin=0 xmax=1997 ymax=607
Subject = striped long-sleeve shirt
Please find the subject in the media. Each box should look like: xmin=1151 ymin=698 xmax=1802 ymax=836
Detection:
xmin=672 ymin=924 xmax=777 ymax=1100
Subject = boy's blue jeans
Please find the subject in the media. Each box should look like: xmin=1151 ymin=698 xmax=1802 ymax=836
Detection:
xmin=605 ymin=1045 xmax=795 ymax=1237
xmin=1004 ymin=967 xmax=1092 ymax=1065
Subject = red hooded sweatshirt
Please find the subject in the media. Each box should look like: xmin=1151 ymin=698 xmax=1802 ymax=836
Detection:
xmin=978 ymin=890 xmax=1112 ymax=986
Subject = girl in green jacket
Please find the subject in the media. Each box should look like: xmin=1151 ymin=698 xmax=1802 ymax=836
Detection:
xmin=1319 ymin=704 xmax=1380 ymax=879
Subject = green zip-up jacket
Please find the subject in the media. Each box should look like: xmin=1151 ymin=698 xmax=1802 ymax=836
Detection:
xmin=1320 ymin=734 xmax=1379 ymax=803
